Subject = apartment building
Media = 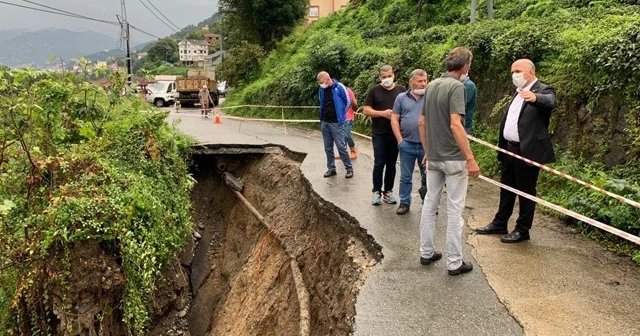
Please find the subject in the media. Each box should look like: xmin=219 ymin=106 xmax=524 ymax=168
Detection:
xmin=178 ymin=39 xmax=210 ymax=67
xmin=308 ymin=0 xmax=350 ymax=22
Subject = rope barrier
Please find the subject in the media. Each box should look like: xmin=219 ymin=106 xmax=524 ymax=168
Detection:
xmin=467 ymin=135 xmax=640 ymax=210
xmin=479 ymin=175 xmax=640 ymax=245
xmin=221 ymin=105 xmax=319 ymax=109
xmin=169 ymin=106 xmax=640 ymax=244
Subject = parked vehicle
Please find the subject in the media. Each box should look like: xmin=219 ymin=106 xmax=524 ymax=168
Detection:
xmin=176 ymin=71 xmax=219 ymax=107
xmin=145 ymin=81 xmax=178 ymax=107
xmin=217 ymin=81 xmax=229 ymax=97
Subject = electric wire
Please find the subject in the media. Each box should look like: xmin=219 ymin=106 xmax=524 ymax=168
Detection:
xmin=1 ymin=1 xmax=162 ymax=41
xmin=136 ymin=0 xmax=179 ymax=33
xmin=9 ymin=0 xmax=120 ymax=25
xmin=144 ymin=0 xmax=181 ymax=31
xmin=129 ymin=24 xmax=161 ymax=39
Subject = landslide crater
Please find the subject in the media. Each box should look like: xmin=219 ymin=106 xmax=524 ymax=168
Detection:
xmin=170 ymin=144 xmax=382 ymax=336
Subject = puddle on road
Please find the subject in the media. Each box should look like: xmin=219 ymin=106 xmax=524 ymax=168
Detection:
xmin=157 ymin=144 xmax=382 ymax=336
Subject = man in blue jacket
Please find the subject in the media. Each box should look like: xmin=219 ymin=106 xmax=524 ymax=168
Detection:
xmin=317 ymin=71 xmax=354 ymax=178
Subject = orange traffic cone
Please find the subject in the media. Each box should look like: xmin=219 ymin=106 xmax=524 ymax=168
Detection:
xmin=213 ymin=112 xmax=222 ymax=124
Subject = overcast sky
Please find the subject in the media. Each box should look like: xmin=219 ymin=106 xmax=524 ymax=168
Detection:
xmin=0 ymin=0 xmax=219 ymax=42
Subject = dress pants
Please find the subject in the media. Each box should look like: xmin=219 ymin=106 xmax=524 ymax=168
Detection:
xmin=492 ymin=144 xmax=541 ymax=233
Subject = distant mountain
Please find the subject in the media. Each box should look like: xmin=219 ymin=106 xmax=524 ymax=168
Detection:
xmin=170 ymin=12 xmax=222 ymax=39
xmin=81 ymin=41 xmax=153 ymax=64
xmin=0 ymin=29 xmax=119 ymax=68
xmin=0 ymin=29 xmax=27 ymax=42
xmin=83 ymin=48 xmax=125 ymax=64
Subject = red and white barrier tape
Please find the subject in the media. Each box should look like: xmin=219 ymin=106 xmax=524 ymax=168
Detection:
xmin=167 ymin=112 xmax=318 ymax=122
xmin=479 ymin=175 xmax=640 ymax=245
xmin=167 ymin=108 xmax=640 ymax=244
xmin=221 ymin=104 xmax=319 ymax=109
xmin=467 ymin=135 xmax=640 ymax=210
xmin=224 ymin=115 xmax=319 ymax=123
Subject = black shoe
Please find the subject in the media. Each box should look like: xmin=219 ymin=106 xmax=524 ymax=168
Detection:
xmin=345 ymin=170 xmax=354 ymax=179
xmin=396 ymin=204 xmax=410 ymax=215
xmin=323 ymin=170 xmax=337 ymax=178
xmin=448 ymin=261 xmax=473 ymax=276
xmin=419 ymin=186 xmax=427 ymax=201
xmin=475 ymin=223 xmax=508 ymax=235
xmin=420 ymin=252 xmax=442 ymax=265
xmin=501 ymin=231 xmax=530 ymax=243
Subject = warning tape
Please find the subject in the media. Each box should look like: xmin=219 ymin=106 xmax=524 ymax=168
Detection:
xmin=467 ymin=135 xmax=640 ymax=210
xmin=349 ymin=112 xmax=640 ymax=244
xmin=167 ymin=112 xmax=320 ymax=123
xmin=224 ymin=116 xmax=319 ymax=123
xmin=479 ymin=175 xmax=640 ymax=245
xmin=221 ymin=104 xmax=319 ymax=110
xmin=168 ymin=108 xmax=640 ymax=241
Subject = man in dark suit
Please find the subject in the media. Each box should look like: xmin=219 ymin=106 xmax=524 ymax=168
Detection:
xmin=475 ymin=59 xmax=557 ymax=243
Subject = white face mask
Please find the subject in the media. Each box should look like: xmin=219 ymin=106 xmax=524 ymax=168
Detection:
xmin=460 ymin=73 xmax=469 ymax=82
xmin=381 ymin=77 xmax=394 ymax=88
xmin=413 ymin=88 xmax=425 ymax=96
xmin=512 ymin=73 xmax=527 ymax=88
xmin=319 ymin=83 xmax=328 ymax=89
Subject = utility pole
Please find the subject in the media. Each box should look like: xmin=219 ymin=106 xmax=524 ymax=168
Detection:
xmin=219 ymin=34 xmax=223 ymax=62
xmin=120 ymin=0 xmax=132 ymax=86
xmin=487 ymin=0 xmax=494 ymax=20
xmin=471 ymin=0 xmax=477 ymax=23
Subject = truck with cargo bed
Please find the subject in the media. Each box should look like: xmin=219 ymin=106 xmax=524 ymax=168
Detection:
xmin=177 ymin=70 xmax=219 ymax=107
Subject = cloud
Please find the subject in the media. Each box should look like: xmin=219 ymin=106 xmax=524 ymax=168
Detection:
xmin=0 ymin=0 xmax=219 ymax=42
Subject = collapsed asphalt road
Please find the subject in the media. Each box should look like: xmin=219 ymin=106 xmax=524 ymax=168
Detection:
xmin=167 ymin=107 xmax=640 ymax=336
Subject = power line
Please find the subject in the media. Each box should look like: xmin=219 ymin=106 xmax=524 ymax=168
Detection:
xmin=6 ymin=0 xmax=120 ymax=26
xmin=144 ymin=0 xmax=181 ymax=31
xmin=3 ymin=1 xmax=161 ymax=41
xmin=130 ymin=24 xmax=161 ymax=40
xmin=136 ymin=0 xmax=178 ymax=33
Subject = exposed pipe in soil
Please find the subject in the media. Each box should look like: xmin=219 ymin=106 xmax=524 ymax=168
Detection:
xmin=228 ymin=186 xmax=311 ymax=336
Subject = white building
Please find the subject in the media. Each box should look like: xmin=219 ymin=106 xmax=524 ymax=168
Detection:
xmin=179 ymin=39 xmax=210 ymax=67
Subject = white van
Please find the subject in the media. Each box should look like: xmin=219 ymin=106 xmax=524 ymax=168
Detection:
xmin=145 ymin=81 xmax=178 ymax=107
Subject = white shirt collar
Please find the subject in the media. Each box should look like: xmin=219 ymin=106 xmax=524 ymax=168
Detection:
xmin=516 ymin=78 xmax=538 ymax=93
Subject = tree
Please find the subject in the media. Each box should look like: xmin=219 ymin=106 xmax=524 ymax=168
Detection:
xmin=218 ymin=41 xmax=264 ymax=86
xmin=146 ymin=38 xmax=179 ymax=64
xmin=220 ymin=0 xmax=307 ymax=50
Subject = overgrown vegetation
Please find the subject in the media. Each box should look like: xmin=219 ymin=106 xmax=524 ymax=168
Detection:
xmin=0 ymin=66 xmax=194 ymax=333
xmin=220 ymin=0 xmax=308 ymax=51
xmin=222 ymin=0 xmax=640 ymax=259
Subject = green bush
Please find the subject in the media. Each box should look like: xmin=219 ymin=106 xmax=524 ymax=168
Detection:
xmin=222 ymin=0 xmax=640 ymax=258
xmin=0 ymin=68 xmax=193 ymax=333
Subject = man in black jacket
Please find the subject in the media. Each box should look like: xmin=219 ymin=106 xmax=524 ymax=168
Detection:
xmin=475 ymin=59 xmax=557 ymax=243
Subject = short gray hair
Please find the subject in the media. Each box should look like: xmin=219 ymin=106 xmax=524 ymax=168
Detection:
xmin=445 ymin=47 xmax=473 ymax=72
xmin=379 ymin=65 xmax=393 ymax=74
xmin=316 ymin=71 xmax=330 ymax=80
xmin=409 ymin=69 xmax=427 ymax=80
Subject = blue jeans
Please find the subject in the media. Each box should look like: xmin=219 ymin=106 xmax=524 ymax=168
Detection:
xmin=344 ymin=121 xmax=355 ymax=148
xmin=321 ymin=121 xmax=353 ymax=171
xmin=372 ymin=133 xmax=398 ymax=193
xmin=398 ymin=140 xmax=426 ymax=205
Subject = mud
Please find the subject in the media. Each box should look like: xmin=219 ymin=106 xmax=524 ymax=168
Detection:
xmin=182 ymin=144 xmax=382 ymax=336
xmin=42 ymin=242 xmax=188 ymax=336
xmin=466 ymin=180 xmax=640 ymax=336
xmin=39 ymin=144 xmax=380 ymax=335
